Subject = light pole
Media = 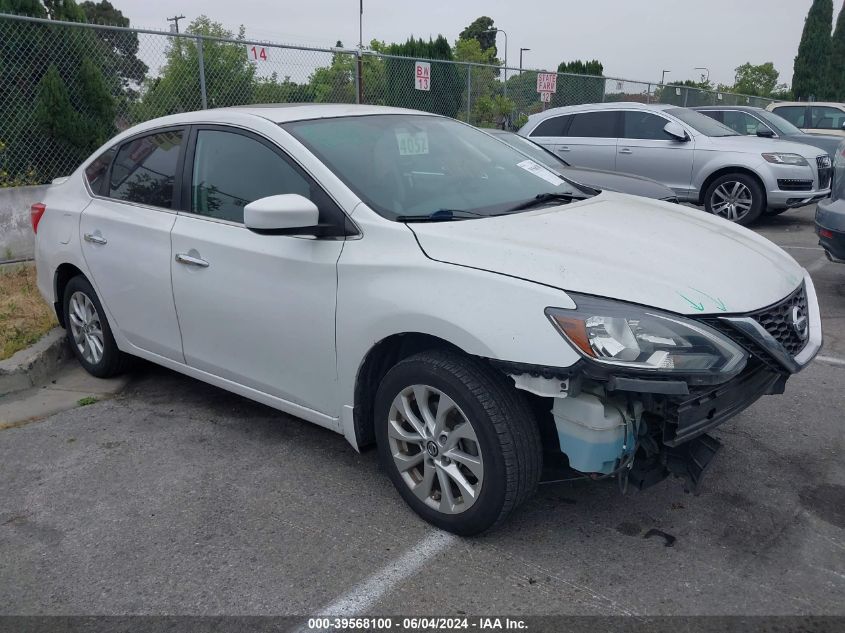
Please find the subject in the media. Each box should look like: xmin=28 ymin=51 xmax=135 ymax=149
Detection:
xmin=661 ymin=69 xmax=671 ymax=85
xmin=519 ymin=47 xmax=530 ymax=73
xmin=483 ymin=28 xmax=508 ymax=98
xmin=694 ymin=66 xmax=710 ymax=83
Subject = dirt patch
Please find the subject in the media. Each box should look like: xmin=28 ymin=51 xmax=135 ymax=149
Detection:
xmin=0 ymin=263 xmax=56 ymax=359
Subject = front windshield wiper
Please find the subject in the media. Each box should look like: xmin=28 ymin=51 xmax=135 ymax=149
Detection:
xmin=395 ymin=209 xmax=484 ymax=223
xmin=503 ymin=192 xmax=580 ymax=213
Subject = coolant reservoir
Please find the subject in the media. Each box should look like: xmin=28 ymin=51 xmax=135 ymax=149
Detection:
xmin=552 ymin=393 xmax=627 ymax=474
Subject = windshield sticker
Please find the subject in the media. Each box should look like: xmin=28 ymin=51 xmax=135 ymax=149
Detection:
xmin=396 ymin=131 xmax=429 ymax=156
xmin=516 ymin=159 xmax=563 ymax=186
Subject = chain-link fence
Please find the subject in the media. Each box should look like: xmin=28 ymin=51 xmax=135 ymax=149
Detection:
xmin=0 ymin=12 xmax=775 ymax=185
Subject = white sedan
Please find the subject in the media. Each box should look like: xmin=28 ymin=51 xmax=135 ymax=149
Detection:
xmin=33 ymin=105 xmax=821 ymax=534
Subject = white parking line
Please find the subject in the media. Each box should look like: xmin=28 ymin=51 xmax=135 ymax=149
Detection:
xmin=778 ymin=245 xmax=823 ymax=251
xmin=310 ymin=530 xmax=456 ymax=619
xmin=817 ymin=355 xmax=845 ymax=367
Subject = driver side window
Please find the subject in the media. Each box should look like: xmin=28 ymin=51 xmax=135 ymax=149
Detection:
xmin=189 ymin=129 xmax=345 ymax=228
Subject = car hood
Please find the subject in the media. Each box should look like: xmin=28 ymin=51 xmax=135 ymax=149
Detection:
xmin=409 ymin=191 xmax=804 ymax=315
xmin=561 ymin=166 xmax=675 ymax=200
xmin=705 ymin=134 xmax=827 ymax=160
xmin=782 ymin=133 xmax=842 ymax=158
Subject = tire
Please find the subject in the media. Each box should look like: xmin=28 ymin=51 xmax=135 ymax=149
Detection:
xmin=374 ymin=350 xmax=542 ymax=535
xmin=703 ymin=173 xmax=765 ymax=226
xmin=63 ymin=275 xmax=129 ymax=378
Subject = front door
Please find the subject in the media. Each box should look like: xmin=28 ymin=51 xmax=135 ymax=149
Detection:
xmin=79 ymin=128 xmax=186 ymax=362
xmin=556 ymin=110 xmax=620 ymax=171
xmin=170 ymin=127 xmax=347 ymax=414
xmin=616 ymin=111 xmax=696 ymax=197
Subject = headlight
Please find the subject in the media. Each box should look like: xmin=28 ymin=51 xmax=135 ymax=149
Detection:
xmin=546 ymin=295 xmax=746 ymax=377
xmin=762 ymin=153 xmax=808 ymax=166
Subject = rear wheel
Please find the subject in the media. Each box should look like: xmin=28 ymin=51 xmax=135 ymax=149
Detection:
xmin=63 ymin=276 xmax=129 ymax=378
xmin=375 ymin=350 xmax=542 ymax=535
xmin=704 ymin=173 xmax=764 ymax=225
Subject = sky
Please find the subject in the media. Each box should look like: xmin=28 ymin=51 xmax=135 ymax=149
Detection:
xmin=119 ymin=0 xmax=845 ymax=87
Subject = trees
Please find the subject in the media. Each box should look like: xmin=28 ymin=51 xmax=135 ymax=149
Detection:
xmin=0 ymin=0 xmax=116 ymax=182
xmin=792 ymin=0 xmax=833 ymax=100
xmin=458 ymin=16 xmax=497 ymax=58
xmin=80 ymin=1 xmax=148 ymax=96
xmin=137 ymin=16 xmax=255 ymax=118
xmin=829 ymin=5 xmax=845 ymax=100
xmin=552 ymin=59 xmax=605 ymax=108
xmin=732 ymin=62 xmax=787 ymax=97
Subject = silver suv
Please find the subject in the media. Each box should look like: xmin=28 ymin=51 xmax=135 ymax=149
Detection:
xmin=518 ymin=103 xmax=832 ymax=225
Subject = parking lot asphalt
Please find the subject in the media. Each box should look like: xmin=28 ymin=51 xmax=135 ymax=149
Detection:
xmin=1 ymin=204 xmax=843 ymax=617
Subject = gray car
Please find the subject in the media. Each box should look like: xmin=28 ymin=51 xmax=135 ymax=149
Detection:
xmin=694 ymin=105 xmax=842 ymax=160
xmin=484 ymin=129 xmax=678 ymax=203
xmin=816 ymin=139 xmax=845 ymax=263
xmin=519 ymin=103 xmax=832 ymax=225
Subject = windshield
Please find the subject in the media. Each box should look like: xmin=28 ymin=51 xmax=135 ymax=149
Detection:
xmin=755 ymin=109 xmax=803 ymax=136
xmin=283 ymin=115 xmax=587 ymax=220
xmin=487 ymin=131 xmax=570 ymax=171
xmin=667 ymin=108 xmax=739 ymax=137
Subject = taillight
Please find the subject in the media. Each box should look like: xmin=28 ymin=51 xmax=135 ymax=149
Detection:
xmin=30 ymin=203 xmax=46 ymax=234
xmin=819 ymin=228 xmax=834 ymax=239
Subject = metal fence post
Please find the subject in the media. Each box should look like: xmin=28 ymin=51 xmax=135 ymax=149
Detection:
xmin=355 ymin=50 xmax=362 ymax=104
xmin=196 ymin=36 xmax=208 ymax=109
xmin=466 ymin=66 xmax=472 ymax=124
xmin=646 ymin=83 xmax=651 ymax=103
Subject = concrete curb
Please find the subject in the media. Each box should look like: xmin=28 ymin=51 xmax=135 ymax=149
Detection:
xmin=0 ymin=328 xmax=69 ymax=397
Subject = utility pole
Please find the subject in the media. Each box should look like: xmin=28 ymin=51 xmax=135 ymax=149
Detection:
xmin=356 ymin=0 xmax=364 ymax=104
xmin=483 ymin=28 xmax=508 ymax=99
xmin=661 ymin=69 xmax=671 ymax=85
xmin=167 ymin=14 xmax=185 ymax=33
xmin=694 ymin=67 xmax=710 ymax=83
xmin=519 ymin=48 xmax=530 ymax=74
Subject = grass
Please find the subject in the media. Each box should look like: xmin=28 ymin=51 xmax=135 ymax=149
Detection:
xmin=76 ymin=396 xmax=98 ymax=406
xmin=0 ymin=263 xmax=57 ymax=360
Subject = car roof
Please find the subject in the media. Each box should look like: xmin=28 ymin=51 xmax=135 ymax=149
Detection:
xmin=771 ymin=101 xmax=845 ymax=108
xmin=694 ymin=105 xmax=765 ymax=112
xmin=525 ymin=101 xmax=677 ymax=122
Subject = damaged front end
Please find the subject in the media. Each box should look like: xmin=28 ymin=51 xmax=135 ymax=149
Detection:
xmin=500 ymin=275 xmax=821 ymax=495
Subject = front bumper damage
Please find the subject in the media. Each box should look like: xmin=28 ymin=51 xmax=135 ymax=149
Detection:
xmin=502 ymin=272 xmax=822 ymax=495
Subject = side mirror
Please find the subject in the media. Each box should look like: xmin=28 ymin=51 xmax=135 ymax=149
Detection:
xmin=841 ymin=121 xmax=845 ymax=131
xmin=756 ymin=126 xmax=775 ymax=138
xmin=663 ymin=121 xmax=689 ymax=142
xmin=244 ymin=194 xmax=320 ymax=235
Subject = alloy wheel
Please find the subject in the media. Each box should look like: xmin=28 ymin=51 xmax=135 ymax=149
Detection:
xmin=711 ymin=181 xmax=753 ymax=222
xmin=68 ymin=291 xmax=104 ymax=365
xmin=387 ymin=384 xmax=484 ymax=514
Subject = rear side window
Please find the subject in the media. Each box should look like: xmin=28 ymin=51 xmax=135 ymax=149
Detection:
xmin=567 ymin=111 xmax=618 ymax=138
xmin=698 ymin=111 xmax=723 ymax=124
xmin=722 ymin=110 xmax=770 ymax=135
xmin=529 ymin=115 xmax=572 ymax=137
xmin=810 ymin=106 xmax=845 ymax=130
xmin=109 ymin=130 xmax=184 ymax=208
xmin=85 ymin=147 xmax=116 ymax=195
xmin=190 ymin=129 xmax=345 ymax=226
xmin=772 ymin=106 xmax=807 ymax=127
xmin=622 ymin=111 xmax=671 ymax=139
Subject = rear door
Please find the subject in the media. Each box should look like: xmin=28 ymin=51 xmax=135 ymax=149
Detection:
xmin=810 ymin=106 xmax=845 ymax=136
xmin=79 ymin=128 xmax=186 ymax=362
xmin=616 ymin=110 xmax=695 ymax=196
xmin=557 ymin=110 xmax=620 ymax=170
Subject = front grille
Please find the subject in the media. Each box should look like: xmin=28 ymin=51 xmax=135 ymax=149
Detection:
xmin=702 ymin=283 xmax=809 ymax=369
xmin=747 ymin=283 xmax=809 ymax=356
xmin=817 ymin=155 xmax=833 ymax=189
xmin=777 ymin=179 xmax=813 ymax=191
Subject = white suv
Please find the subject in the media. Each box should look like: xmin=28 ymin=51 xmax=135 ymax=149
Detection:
xmin=519 ymin=102 xmax=832 ymax=225
xmin=34 ymin=105 xmax=821 ymax=534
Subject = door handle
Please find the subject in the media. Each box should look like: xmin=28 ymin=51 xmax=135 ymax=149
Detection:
xmin=83 ymin=232 xmax=107 ymax=245
xmin=557 ymin=146 xmax=571 ymax=152
xmin=175 ymin=253 xmax=210 ymax=268
xmin=619 ymin=148 xmax=633 ymax=154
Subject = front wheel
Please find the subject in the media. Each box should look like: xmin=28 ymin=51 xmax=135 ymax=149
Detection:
xmin=704 ymin=173 xmax=764 ymax=225
xmin=375 ymin=350 xmax=542 ymax=535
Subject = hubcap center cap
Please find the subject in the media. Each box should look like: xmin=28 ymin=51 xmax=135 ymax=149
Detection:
xmin=426 ymin=441 xmax=439 ymax=458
